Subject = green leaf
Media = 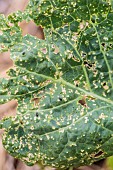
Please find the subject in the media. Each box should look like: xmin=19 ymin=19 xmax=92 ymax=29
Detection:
xmin=0 ymin=14 xmax=22 ymax=52
xmin=106 ymin=156 xmax=113 ymax=170
xmin=0 ymin=0 xmax=113 ymax=169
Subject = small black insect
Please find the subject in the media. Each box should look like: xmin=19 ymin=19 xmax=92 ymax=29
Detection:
xmin=22 ymin=52 xmax=25 ymax=55
xmin=59 ymin=97 xmax=62 ymax=101
xmin=36 ymin=112 xmax=39 ymax=117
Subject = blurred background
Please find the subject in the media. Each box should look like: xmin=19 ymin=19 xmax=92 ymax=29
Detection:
xmin=0 ymin=0 xmax=113 ymax=170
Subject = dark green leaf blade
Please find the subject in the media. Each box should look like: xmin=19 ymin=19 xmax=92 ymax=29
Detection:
xmin=0 ymin=0 xmax=113 ymax=169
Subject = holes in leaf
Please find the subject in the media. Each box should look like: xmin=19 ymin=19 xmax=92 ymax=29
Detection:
xmin=102 ymin=82 xmax=109 ymax=90
xmin=72 ymin=55 xmax=80 ymax=62
xmin=20 ymin=21 xmax=44 ymax=39
xmin=94 ymin=151 xmax=104 ymax=158
xmin=41 ymin=48 xmax=47 ymax=54
xmin=84 ymin=61 xmax=92 ymax=68
xmin=74 ymin=80 xmax=79 ymax=87
xmin=101 ymin=43 xmax=105 ymax=47
xmin=78 ymin=97 xmax=86 ymax=107
xmin=84 ymin=61 xmax=88 ymax=64
xmin=90 ymin=150 xmax=104 ymax=158
xmin=83 ymin=60 xmax=94 ymax=69
xmin=32 ymin=98 xmax=40 ymax=106
xmin=51 ymin=44 xmax=60 ymax=54
xmin=109 ymin=43 xmax=112 ymax=47
xmin=81 ymin=52 xmax=87 ymax=58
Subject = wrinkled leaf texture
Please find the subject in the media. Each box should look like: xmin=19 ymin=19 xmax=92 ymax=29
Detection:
xmin=0 ymin=0 xmax=113 ymax=169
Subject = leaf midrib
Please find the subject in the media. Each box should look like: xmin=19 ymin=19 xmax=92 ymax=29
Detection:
xmin=16 ymin=65 xmax=113 ymax=105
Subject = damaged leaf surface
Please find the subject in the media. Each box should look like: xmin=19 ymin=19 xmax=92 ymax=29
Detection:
xmin=0 ymin=0 xmax=113 ymax=169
